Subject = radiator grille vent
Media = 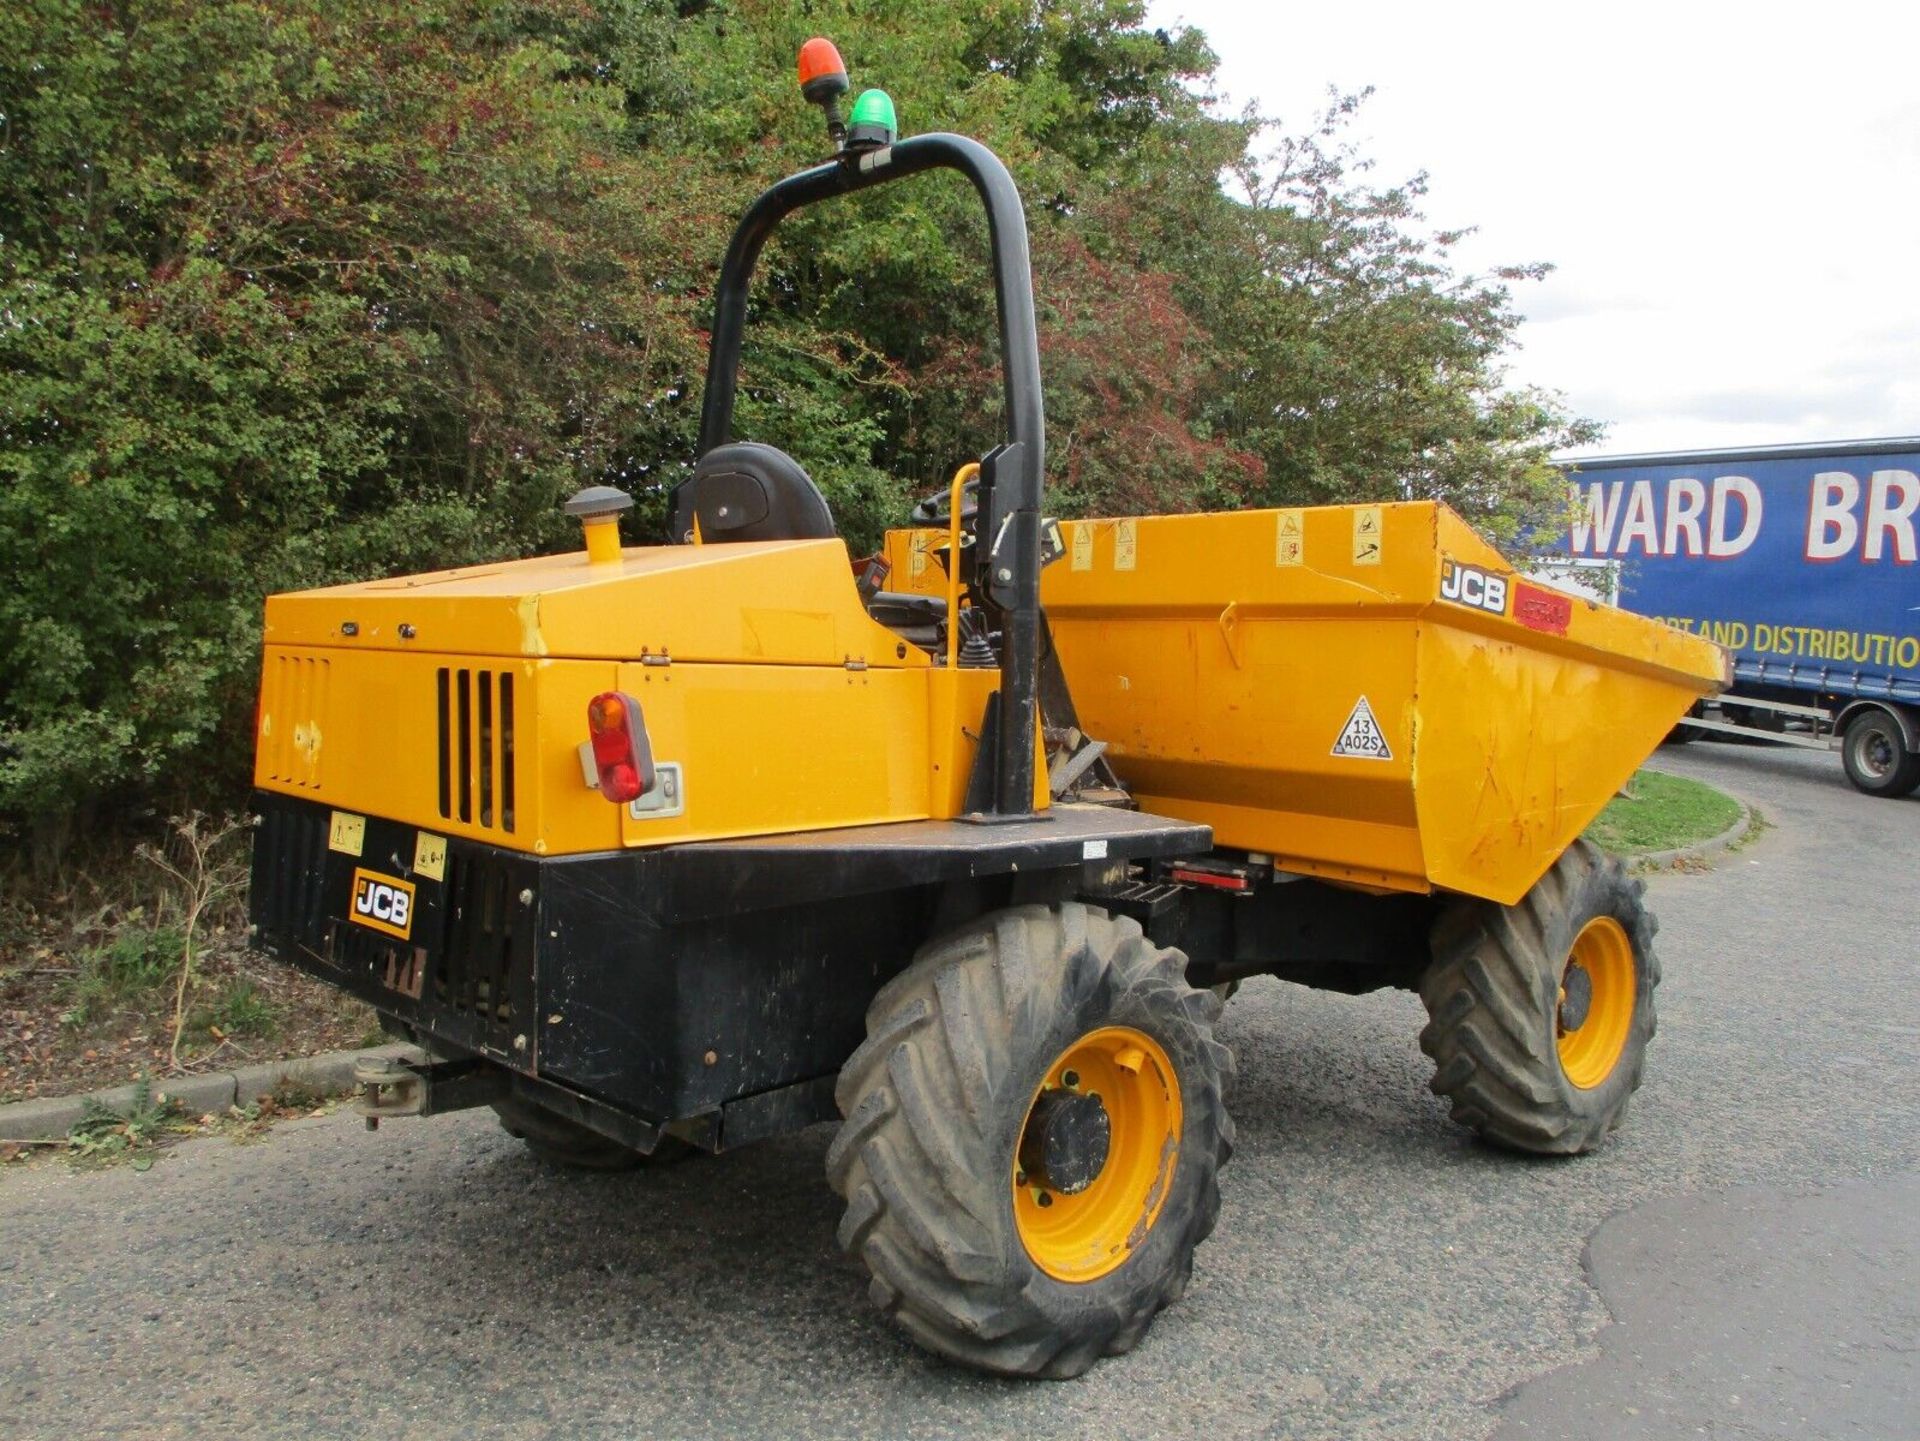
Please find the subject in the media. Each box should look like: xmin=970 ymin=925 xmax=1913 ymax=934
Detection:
xmin=436 ymin=667 xmax=517 ymax=832
xmin=432 ymin=848 xmax=523 ymax=1040
xmin=260 ymin=655 xmax=330 ymax=788
xmin=252 ymin=804 xmax=330 ymax=945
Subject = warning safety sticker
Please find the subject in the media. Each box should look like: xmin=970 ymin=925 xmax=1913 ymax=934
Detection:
xmin=1275 ymin=508 xmax=1304 ymax=567
xmin=1330 ymin=696 xmax=1393 ymax=760
xmin=1351 ymin=505 xmax=1383 ymax=565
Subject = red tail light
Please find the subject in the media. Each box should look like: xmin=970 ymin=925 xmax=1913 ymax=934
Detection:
xmin=586 ymin=691 xmax=654 ymax=804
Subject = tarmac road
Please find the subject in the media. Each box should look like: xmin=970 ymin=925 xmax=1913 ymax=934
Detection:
xmin=3 ymin=742 xmax=1916 ymax=1440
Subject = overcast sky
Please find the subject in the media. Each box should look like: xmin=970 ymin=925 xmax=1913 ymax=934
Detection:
xmin=1145 ymin=0 xmax=1920 ymax=458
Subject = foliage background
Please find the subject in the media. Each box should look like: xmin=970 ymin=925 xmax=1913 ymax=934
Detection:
xmin=0 ymin=0 xmax=1594 ymax=861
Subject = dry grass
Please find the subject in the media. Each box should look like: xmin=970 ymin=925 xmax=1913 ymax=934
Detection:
xmin=0 ymin=819 xmax=380 ymax=1105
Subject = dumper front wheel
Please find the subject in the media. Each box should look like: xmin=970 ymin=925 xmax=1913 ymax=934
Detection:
xmin=826 ymin=903 xmax=1233 ymax=1378
xmin=1418 ymin=841 xmax=1658 ymax=1155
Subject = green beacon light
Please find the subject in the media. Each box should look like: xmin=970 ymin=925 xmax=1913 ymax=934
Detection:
xmin=846 ymin=88 xmax=897 ymax=149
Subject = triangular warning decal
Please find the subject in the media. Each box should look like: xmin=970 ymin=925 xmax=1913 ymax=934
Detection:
xmin=1331 ymin=695 xmax=1393 ymax=760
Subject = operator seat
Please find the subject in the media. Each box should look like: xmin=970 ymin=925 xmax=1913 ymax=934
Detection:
xmin=669 ymin=442 xmax=835 ymax=543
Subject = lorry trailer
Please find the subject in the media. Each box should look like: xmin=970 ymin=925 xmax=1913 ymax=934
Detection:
xmin=1554 ymin=437 xmax=1920 ymax=795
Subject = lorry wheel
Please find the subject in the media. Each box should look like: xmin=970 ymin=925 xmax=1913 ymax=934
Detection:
xmin=1418 ymin=840 xmax=1657 ymax=1155
xmin=1840 ymin=709 xmax=1920 ymax=797
xmin=1660 ymin=704 xmax=1706 ymax=745
xmin=1724 ymin=704 xmax=1785 ymax=735
xmin=492 ymin=1098 xmax=694 ymax=1171
xmin=826 ymin=903 xmax=1233 ymax=1378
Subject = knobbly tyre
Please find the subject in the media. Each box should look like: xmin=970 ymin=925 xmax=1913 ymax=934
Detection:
xmin=248 ymin=40 xmax=1728 ymax=1378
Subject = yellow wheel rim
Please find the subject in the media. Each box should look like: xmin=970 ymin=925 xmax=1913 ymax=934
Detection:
xmin=1012 ymin=1026 xmax=1181 ymax=1283
xmin=1556 ymin=916 xmax=1636 ymax=1090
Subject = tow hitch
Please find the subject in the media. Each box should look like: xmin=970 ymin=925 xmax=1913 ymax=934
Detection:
xmin=354 ymin=1052 xmax=508 ymax=1130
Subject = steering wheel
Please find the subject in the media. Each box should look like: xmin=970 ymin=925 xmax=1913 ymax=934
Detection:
xmin=909 ymin=475 xmax=980 ymax=526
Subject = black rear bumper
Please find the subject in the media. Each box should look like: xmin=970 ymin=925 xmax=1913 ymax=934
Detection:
xmin=249 ymin=791 xmax=1209 ymax=1146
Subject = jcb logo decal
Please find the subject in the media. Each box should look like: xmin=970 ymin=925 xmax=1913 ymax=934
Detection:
xmin=349 ymin=868 xmax=416 ymax=940
xmin=1439 ymin=560 xmax=1509 ymax=617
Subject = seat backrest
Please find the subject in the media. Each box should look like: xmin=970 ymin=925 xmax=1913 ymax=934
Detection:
xmin=668 ymin=442 xmax=835 ymax=543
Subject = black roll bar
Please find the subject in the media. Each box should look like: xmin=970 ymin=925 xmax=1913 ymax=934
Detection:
xmin=697 ymin=134 xmax=1045 ymax=820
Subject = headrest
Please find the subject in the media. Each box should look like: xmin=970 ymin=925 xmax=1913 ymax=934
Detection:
xmin=669 ymin=442 xmax=835 ymax=543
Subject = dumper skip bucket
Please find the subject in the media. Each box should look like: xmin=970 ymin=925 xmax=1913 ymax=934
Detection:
xmin=1036 ymin=502 xmax=1727 ymax=906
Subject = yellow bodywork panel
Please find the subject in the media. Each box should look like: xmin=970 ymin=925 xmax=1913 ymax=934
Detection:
xmin=254 ymin=539 xmax=1024 ymax=856
xmin=258 ymin=647 xmax=623 ymax=855
xmin=611 ymin=660 xmax=934 ymax=847
xmin=264 ymin=538 xmax=926 ymax=667
xmin=884 ymin=502 xmax=1727 ymax=906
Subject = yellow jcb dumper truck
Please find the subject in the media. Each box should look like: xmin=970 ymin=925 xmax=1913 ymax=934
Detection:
xmin=247 ymin=41 xmax=1728 ymax=1378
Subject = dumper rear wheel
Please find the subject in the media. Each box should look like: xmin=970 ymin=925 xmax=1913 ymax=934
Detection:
xmin=826 ymin=903 xmax=1233 ymax=1378
xmin=1418 ymin=840 xmax=1657 ymax=1155
xmin=493 ymin=1098 xmax=694 ymax=1171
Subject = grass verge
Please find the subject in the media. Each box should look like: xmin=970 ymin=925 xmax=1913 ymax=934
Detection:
xmin=2 ymin=817 xmax=380 ymax=1105
xmin=1585 ymin=768 xmax=1745 ymax=856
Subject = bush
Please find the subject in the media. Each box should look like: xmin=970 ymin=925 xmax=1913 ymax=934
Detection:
xmin=0 ymin=0 xmax=1590 ymax=861
xmin=0 ymin=0 xmax=713 ymax=860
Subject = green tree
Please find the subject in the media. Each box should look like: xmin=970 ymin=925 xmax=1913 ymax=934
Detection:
xmin=0 ymin=0 xmax=715 ymax=859
xmin=1207 ymin=91 xmax=1599 ymax=541
xmin=0 ymin=0 xmax=1590 ymax=861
